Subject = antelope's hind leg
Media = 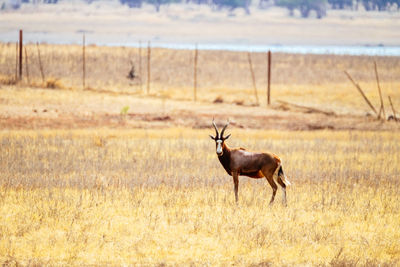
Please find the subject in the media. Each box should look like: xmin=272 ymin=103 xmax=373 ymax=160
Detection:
xmin=264 ymin=175 xmax=278 ymax=205
xmin=277 ymin=177 xmax=287 ymax=207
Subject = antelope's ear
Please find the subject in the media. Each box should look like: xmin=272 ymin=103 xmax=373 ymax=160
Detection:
xmin=209 ymin=135 xmax=215 ymax=140
xmin=223 ymin=134 xmax=231 ymax=140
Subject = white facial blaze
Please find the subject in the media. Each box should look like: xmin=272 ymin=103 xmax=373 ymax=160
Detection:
xmin=216 ymin=140 xmax=223 ymax=154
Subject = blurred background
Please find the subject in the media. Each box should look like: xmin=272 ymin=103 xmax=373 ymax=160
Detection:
xmin=0 ymin=0 xmax=399 ymax=49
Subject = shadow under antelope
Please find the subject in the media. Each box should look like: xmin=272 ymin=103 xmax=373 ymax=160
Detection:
xmin=210 ymin=120 xmax=291 ymax=205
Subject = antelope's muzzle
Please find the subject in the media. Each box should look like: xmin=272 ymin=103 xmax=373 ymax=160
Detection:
xmin=216 ymin=140 xmax=223 ymax=156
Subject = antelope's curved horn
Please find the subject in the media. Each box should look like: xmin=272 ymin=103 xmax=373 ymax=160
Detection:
xmin=220 ymin=120 xmax=230 ymax=139
xmin=223 ymin=134 xmax=231 ymax=140
xmin=212 ymin=118 xmax=219 ymax=139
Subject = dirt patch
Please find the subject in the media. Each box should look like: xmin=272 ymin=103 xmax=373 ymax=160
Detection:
xmin=0 ymin=86 xmax=399 ymax=131
xmin=1 ymin=109 xmax=398 ymax=131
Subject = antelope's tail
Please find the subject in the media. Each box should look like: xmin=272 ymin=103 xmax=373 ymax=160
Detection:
xmin=278 ymin=165 xmax=291 ymax=186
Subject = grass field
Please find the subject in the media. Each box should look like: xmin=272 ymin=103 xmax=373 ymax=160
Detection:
xmin=0 ymin=42 xmax=399 ymax=265
xmin=0 ymin=129 xmax=399 ymax=265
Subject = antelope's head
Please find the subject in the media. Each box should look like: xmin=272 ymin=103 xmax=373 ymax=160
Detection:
xmin=209 ymin=119 xmax=231 ymax=156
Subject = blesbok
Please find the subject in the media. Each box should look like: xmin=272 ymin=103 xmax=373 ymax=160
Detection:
xmin=210 ymin=120 xmax=291 ymax=205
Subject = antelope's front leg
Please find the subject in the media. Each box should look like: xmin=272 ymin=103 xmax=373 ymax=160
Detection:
xmin=232 ymin=171 xmax=239 ymax=203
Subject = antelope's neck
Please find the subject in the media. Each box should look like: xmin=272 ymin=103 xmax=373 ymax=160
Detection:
xmin=218 ymin=143 xmax=232 ymax=175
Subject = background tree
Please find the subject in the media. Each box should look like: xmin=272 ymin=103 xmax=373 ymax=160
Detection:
xmin=276 ymin=0 xmax=327 ymax=18
xmin=276 ymin=0 xmax=298 ymax=15
xmin=212 ymin=0 xmax=252 ymax=14
xmin=186 ymin=0 xmax=211 ymax=4
xmin=144 ymin=0 xmax=181 ymax=12
xmin=8 ymin=0 xmax=22 ymax=9
xmin=361 ymin=0 xmax=398 ymax=10
xmin=328 ymin=0 xmax=352 ymax=9
xmin=120 ymin=0 xmax=143 ymax=8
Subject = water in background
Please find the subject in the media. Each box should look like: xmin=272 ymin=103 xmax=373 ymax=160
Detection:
xmin=1 ymin=31 xmax=399 ymax=56
xmin=129 ymin=42 xmax=400 ymax=56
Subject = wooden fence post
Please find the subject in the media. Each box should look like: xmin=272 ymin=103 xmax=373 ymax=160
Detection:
xmin=24 ymin=47 xmax=30 ymax=84
xmin=147 ymin=41 xmax=151 ymax=95
xmin=19 ymin=29 xmax=23 ymax=80
xmin=388 ymin=96 xmax=398 ymax=122
xmin=139 ymin=41 xmax=142 ymax=92
xmin=374 ymin=61 xmax=385 ymax=120
xmin=344 ymin=70 xmax=378 ymax=116
xmin=36 ymin=42 xmax=45 ymax=85
xmin=15 ymin=42 xmax=18 ymax=81
xmin=82 ymin=34 xmax=86 ymax=89
xmin=194 ymin=44 xmax=198 ymax=102
xmin=247 ymin=52 xmax=259 ymax=106
xmin=267 ymin=50 xmax=271 ymax=106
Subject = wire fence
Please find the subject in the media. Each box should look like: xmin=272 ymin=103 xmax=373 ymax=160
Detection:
xmin=0 ymin=34 xmax=399 ymax=108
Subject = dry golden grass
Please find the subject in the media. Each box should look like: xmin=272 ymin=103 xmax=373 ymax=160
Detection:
xmin=1 ymin=43 xmax=399 ymax=114
xmin=1 ymin=42 xmax=399 ymax=265
xmin=0 ymin=129 xmax=399 ymax=266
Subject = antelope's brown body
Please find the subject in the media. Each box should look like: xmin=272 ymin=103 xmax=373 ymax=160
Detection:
xmin=218 ymin=143 xmax=280 ymax=179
